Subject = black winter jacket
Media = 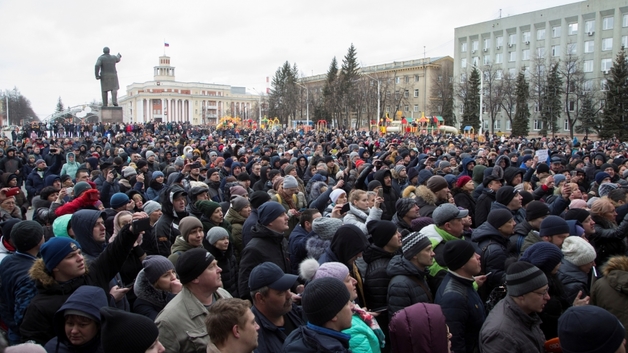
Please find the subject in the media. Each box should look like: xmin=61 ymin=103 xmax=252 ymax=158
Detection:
xmin=386 ymin=255 xmax=433 ymax=317
xmin=206 ymin=242 xmax=238 ymax=297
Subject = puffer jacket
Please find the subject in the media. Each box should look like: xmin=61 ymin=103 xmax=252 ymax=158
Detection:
xmin=590 ymin=213 xmax=628 ymax=267
xmin=282 ymin=324 xmax=351 ymax=353
xmin=238 ymin=223 xmax=290 ymax=300
xmin=479 ymin=295 xmax=545 ymax=353
xmin=386 ymin=255 xmax=432 ymax=317
xmin=342 ymin=313 xmax=382 ymax=353
xmin=343 ymin=204 xmax=382 ymax=236
xmin=362 ymin=244 xmax=396 ymax=340
xmin=0 ymin=251 xmax=38 ymax=343
xmin=152 ymin=184 xmax=189 ymax=257
xmin=132 ymin=269 xmax=176 ymax=320
xmin=591 ymin=256 xmax=628 ymax=340
xmin=388 ymin=302 xmax=449 ymax=353
xmin=556 ymin=259 xmax=590 ymax=304
xmin=224 ymin=207 xmax=246 ymax=259
xmin=20 ymin=223 xmax=137 ymax=345
xmin=205 ymin=242 xmax=238 ymax=298
xmin=471 ymin=221 xmax=511 ymax=299
xmin=475 ymin=188 xmax=496 ymax=226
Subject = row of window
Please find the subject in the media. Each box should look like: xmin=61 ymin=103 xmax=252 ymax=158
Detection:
xmin=461 ymin=15 xmax=628 ymax=53
xmin=460 ymin=37 xmax=625 ymax=69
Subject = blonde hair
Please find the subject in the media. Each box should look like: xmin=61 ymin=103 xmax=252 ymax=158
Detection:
xmin=349 ymin=190 xmax=367 ymax=204
xmin=590 ymin=198 xmax=615 ymax=216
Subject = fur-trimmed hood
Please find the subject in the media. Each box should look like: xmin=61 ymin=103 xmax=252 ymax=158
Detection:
xmin=415 ymin=185 xmax=437 ymax=206
xmin=29 ymin=257 xmax=88 ymax=290
xmin=402 ymin=185 xmax=418 ymax=199
xmin=305 ymin=236 xmax=330 ymax=261
xmin=603 ymin=256 xmax=628 ymax=276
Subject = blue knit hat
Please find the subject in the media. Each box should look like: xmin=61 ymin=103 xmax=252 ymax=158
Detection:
xmin=152 ymin=171 xmax=164 ymax=179
xmin=110 ymin=192 xmax=130 ymax=209
xmin=520 ymin=242 xmax=564 ymax=274
xmin=40 ymin=237 xmax=82 ymax=272
xmin=539 ymin=215 xmax=569 ymax=238
xmin=595 ymin=172 xmax=611 ymax=185
xmin=257 ymin=202 xmax=286 ymax=226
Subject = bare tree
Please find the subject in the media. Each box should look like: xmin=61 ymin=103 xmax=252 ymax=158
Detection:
xmin=428 ymin=63 xmax=455 ymax=126
xmin=560 ymin=49 xmax=586 ymax=138
xmin=499 ymin=71 xmax=517 ymax=130
xmin=480 ymin=64 xmax=505 ymax=134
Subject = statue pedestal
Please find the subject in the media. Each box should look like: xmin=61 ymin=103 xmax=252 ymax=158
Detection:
xmin=101 ymin=106 xmax=123 ymax=124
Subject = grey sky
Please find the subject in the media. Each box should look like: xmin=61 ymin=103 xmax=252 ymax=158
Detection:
xmin=0 ymin=0 xmax=578 ymax=120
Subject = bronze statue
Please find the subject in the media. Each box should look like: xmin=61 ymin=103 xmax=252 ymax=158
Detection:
xmin=95 ymin=47 xmax=122 ymax=107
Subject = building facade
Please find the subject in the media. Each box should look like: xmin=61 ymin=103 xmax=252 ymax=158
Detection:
xmin=301 ymin=56 xmax=453 ymax=128
xmin=119 ymin=56 xmax=259 ymax=125
xmin=454 ymin=0 xmax=628 ymax=135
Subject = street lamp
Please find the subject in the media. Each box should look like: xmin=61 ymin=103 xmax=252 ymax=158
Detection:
xmin=295 ymin=82 xmax=309 ymax=129
xmin=363 ymin=73 xmax=381 ymax=130
xmin=250 ymin=88 xmax=262 ymax=128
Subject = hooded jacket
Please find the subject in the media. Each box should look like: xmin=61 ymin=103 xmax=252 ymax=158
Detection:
xmin=591 ymin=256 xmax=628 ymax=340
xmin=471 ymin=221 xmax=511 ymax=297
xmin=132 ymin=269 xmax=176 ymax=321
xmin=238 ymin=223 xmax=290 ymax=300
xmin=475 ymin=187 xmax=496 ymax=227
xmin=167 ymin=236 xmax=200 ymax=266
xmin=415 ymin=185 xmax=447 ymax=218
xmin=44 ymin=286 xmax=107 ymax=353
xmin=59 ymin=152 xmax=79 ymax=179
xmin=283 ymin=323 xmax=351 ymax=353
xmin=386 ymin=255 xmax=433 ymax=317
xmin=458 ymin=157 xmax=476 ymax=177
xmin=373 ymin=170 xmax=397 ymax=220
xmin=343 ymin=204 xmax=382 ymax=236
xmin=0 ymin=251 xmax=38 ymax=343
xmin=389 ymin=302 xmax=449 ymax=353
xmin=20 ymin=223 xmax=137 ymax=345
xmin=152 ymin=184 xmax=189 ymax=257
xmin=26 ymin=154 xmax=62 ymax=196
xmin=224 ymin=207 xmax=247 ymax=259
xmin=72 ymin=210 xmax=107 ymax=262
xmin=206 ymin=241 xmax=238 ymax=297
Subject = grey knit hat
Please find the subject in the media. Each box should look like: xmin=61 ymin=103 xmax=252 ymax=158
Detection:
xmin=506 ymin=262 xmax=547 ymax=296
xmin=231 ymin=196 xmax=250 ymax=212
xmin=143 ymin=200 xmax=162 ymax=216
xmin=206 ymin=227 xmax=229 ymax=245
xmin=301 ymin=277 xmax=350 ymax=326
xmin=402 ymin=231 xmax=432 ymax=260
xmin=142 ymin=255 xmax=174 ymax=284
xmin=312 ymin=217 xmax=343 ymax=241
xmin=283 ymin=175 xmax=298 ymax=189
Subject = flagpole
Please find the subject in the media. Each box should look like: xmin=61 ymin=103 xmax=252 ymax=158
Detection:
xmin=163 ymin=39 xmax=165 ymax=55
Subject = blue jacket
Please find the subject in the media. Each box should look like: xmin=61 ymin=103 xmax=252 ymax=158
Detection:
xmin=435 ymin=272 xmax=486 ymax=353
xmin=44 ymin=285 xmax=108 ymax=353
xmin=0 ymin=252 xmax=38 ymax=341
xmin=283 ymin=323 xmax=351 ymax=353
xmin=252 ymin=304 xmax=305 ymax=353
xmin=288 ymin=225 xmax=313 ymax=275
xmin=25 ymin=154 xmax=62 ymax=196
xmin=242 ymin=209 xmax=259 ymax=248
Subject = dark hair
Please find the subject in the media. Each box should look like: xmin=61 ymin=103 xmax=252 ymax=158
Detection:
xmin=75 ymin=168 xmax=90 ymax=179
xmin=40 ymin=186 xmax=59 ymax=201
xmin=608 ymin=188 xmax=628 ymax=204
xmin=205 ymin=298 xmax=251 ymax=346
xmin=299 ymin=209 xmax=320 ymax=229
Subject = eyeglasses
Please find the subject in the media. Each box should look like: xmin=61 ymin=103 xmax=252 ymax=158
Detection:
xmin=532 ymin=288 xmax=549 ymax=296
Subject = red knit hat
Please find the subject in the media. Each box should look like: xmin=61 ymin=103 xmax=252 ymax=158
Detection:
xmin=456 ymin=175 xmax=472 ymax=189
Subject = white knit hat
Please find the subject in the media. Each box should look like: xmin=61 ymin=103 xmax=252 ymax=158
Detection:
xmin=562 ymin=236 xmax=596 ymax=266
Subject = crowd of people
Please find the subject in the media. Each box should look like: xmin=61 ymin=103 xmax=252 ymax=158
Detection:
xmin=0 ymin=123 xmax=626 ymax=353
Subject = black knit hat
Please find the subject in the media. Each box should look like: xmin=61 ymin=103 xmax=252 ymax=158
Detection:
xmin=175 ymin=248 xmax=215 ymax=285
xmin=495 ymin=186 xmax=519 ymax=206
xmin=442 ymin=240 xmax=477 ymax=271
xmin=558 ymin=306 xmax=626 ymax=353
xmin=565 ymin=209 xmax=590 ymax=224
xmin=249 ymin=190 xmax=271 ymax=209
xmin=539 ymin=215 xmax=570 ymax=237
xmin=525 ymin=201 xmax=550 ymax=221
xmin=302 ymin=277 xmax=350 ymax=326
xmin=505 ymin=262 xmax=547 ymax=297
xmin=12 ymin=221 xmax=44 ymax=253
xmin=536 ymin=163 xmax=550 ymax=175
xmin=520 ymin=242 xmax=563 ymax=274
xmin=0 ymin=218 xmax=22 ymax=242
xmin=487 ymin=209 xmax=513 ymax=230
xmin=367 ymin=180 xmax=382 ymax=191
xmin=100 ymin=307 xmax=159 ymax=353
xmin=367 ymin=220 xmax=398 ymax=248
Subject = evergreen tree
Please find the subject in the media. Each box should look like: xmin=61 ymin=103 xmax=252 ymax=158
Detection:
xmin=56 ymin=97 xmax=64 ymax=113
xmin=540 ymin=63 xmax=563 ymax=136
xmin=340 ymin=44 xmax=360 ymax=128
xmin=268 ymin=61 xmax=298 ymax=124
xmin=512 ymin=71 xmax=530 ymax=137
xmin=322 ymin=57 xmax=340 ymax=125
xmin=600 ymin=49 xmax=628 ymax=140
xmin=461 ymin=67 xmax=481 ymax=132
xmin=576 ymin=93 xmax=602 ymax=139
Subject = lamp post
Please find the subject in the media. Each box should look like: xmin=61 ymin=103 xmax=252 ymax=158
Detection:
xmin=250 ymin=88 xmax=262 ymax=128
xmin=295 ymin=82 xmax=309 ymax=129
xmin=473 ymin=65 xmax=485 ymax=136
xmin=363 ymin=73 xmax=381 ymax=130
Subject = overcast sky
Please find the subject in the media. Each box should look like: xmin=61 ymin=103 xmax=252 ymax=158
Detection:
xmin=0 ymin=0 xmax=579 ymax=119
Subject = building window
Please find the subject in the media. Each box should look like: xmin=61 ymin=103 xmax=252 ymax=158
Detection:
xmin=603 ymin=16 xmax=614 ymax=30
xmin=602 ymin=38 xmax=613 ymax=51
xmin=521 ymin=49 xmax=529 ymax=60
xmin=496 ymin=36 xmax=504 ymax=48
xmin=472 ymin=40 xmax=479 ymax=52
xmin=461 ymin=58 xmax=467 ymax=68
xmin=510 ymin=51 xmax=517 ymax=62
xmin=583 ymin=80 xmax=593 ymax=91
xmin=534 ymin=103 xmax=540 ymax=112
xmin=522 ymin=31 xmax=531 ymax=43
xmin=483 ymin=56 xmax=490 ymax=65
xmin=495 ymin=53 xmax=503 ymax=64
xmin=509 ymin=68 xmax=517 ymax=77
xmin=552 ymin=26 xmax=562 ymax=38
xmin=568 ymin=23 xmax=578 ymax=35
xmin=537 ymin=28 xmax=545 ymax=40
xmin=568 ymin=101 xmax=576 ymax=112
xmin=584 ymin=60 xmax=594 ymax=72
xmin=494 ymin=120 xmax=501 ymax=130
xmin=404 ymin=106 xmax=409 ymax=112
xmin=404 ymin=90 xmax=409 ymax=98
xmin=472 ymin=56 xmax=479 ymax=66
xmin=564 ymin=119 xmax=570 ymax=131
xmin=568 ymin=43 xmax=577 ymax=55
xmin=537 ymin=47 xmax=546 ymax=58
xmin=461 ymin=42 xmax=468 ymax=52
xmin=484 ymin=38 xmax=491 ymax=50
xmin=415 ymin=75 xmax=420 ymax=82
xmin=405 ymin=76 xmax=410 ymax=83
xmin=414 ymin=105 xmax=419 ymax=112
xmin=551 ymin=45 xmax=561 ymax=57
xmin=602 ymin=59 xmax=613 ymax=72
xmin=534 ymin=119 xmax=543 ymax=130
xmin=460 ymin=73 xmax=467 ymax=82
xmin=601 ymin=78 xmax=610 ymax=91
xmin=414 ymin=89 xmax=419 ymax=97
xmin=509 ymin=33 xmax=516 ymax=46
xmin=506 ymin=120 xmax=512 ymax=130
xmin=585 ymin=20 xmax=595 ymax=33
xmin=584 ymin=41 xmax=594 ymax=53
xmin=483 ymin=121 xmax=489 ymax=130
xmin=395 ymin=77 xmax=400 ymax=84
xmin=496 ymin=70 xmax=503 ymax=80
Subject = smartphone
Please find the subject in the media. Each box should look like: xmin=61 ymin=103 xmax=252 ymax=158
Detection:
xmin=191 ymin=161 xmax=202 ymax=169
xmin=65 ymin=187 xmax=73 ymax=195
xmin=5 ymin=187 xmax=19 ymax=197
xmin=340 ymin=203 xmax=350 ymax=214
xmin=132 ymin=218 xmax=151 ymax=235
xmin=377 ymin=188 xmax=384 ymax=198
xmin=124 ymin=282 xmax=134 ymax=289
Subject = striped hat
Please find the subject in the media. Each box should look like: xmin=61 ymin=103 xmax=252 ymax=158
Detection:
xmin=402 ymin=231 xmax=432 ymax=260
xmin=506 ymin=262 xmax=548 ymax=297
